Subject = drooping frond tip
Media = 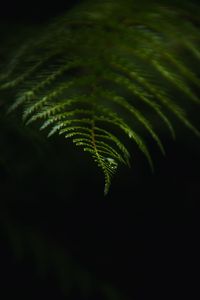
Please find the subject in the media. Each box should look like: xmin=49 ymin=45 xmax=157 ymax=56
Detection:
xmin=0 ymin=0 xmax=199 ymax=194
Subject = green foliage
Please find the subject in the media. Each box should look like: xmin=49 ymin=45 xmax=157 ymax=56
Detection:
xmin=0 ymin=0 xmax=200 ymax=193
xmin=0 ymin=211 xmax=128 ymax=300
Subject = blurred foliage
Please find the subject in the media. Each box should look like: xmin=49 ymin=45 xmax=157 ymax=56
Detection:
xmin=0 ymin=0 xmax=200 ymax=299
xmin=1 ymin=0 xmax=200 ymax=193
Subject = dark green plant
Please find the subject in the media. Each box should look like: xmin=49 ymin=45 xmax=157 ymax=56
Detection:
xmin=0 ymin=211 xmax=128 ymax=300
xmin=0 ymin=0 xmax=199 ymax=194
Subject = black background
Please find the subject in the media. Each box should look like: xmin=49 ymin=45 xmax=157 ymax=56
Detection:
xmin=0 ymin=1 xmax=200 ymax=299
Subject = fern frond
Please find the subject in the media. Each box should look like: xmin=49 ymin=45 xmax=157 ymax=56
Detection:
xmin=1 ymin=0 xmax=199 ymax=193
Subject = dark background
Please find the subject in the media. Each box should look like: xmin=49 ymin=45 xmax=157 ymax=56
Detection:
xmin=0 ymin=1 xmax=200 ymax=299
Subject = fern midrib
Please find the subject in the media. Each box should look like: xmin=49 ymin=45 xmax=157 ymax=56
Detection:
xmin=91 ymin=110 xmax=110 ymax=194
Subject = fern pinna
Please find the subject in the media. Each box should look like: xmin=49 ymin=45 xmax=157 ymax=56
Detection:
xmin=0 ymin=0 xmax=200 ymax=194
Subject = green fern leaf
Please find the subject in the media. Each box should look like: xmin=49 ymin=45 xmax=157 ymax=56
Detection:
xmin=0 ymin=0 xmax=199 ymax=194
